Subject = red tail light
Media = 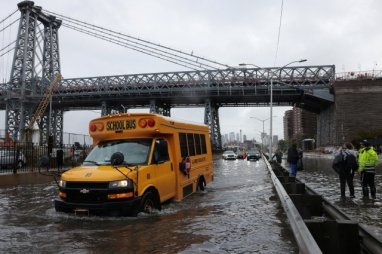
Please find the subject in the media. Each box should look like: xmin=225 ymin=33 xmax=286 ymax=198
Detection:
xmin=147 ymin=119 xmax=155 ymax=127
xmin=89 ymin=124 xmax=97 ymax=132
xmin=138 ymin=118 xmax=155 ymax=128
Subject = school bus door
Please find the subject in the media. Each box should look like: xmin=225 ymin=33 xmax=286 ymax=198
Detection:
xmin=152 ymin=139 xmax=176 ymax=200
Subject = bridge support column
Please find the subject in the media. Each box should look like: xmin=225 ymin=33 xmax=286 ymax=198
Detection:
xmin=101 ymin=101 xmax=126 ymax=116
xmin=149 ymin=100 xmax=171 ymax=116
xmin=204 ymin=100 xmax=222 ymax=150
xmin=39 ymin=109 xmax=63 ymax=146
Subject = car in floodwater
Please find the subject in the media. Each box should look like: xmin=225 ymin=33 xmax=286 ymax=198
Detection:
xmin=222 ymin=150 xmax=237 ymax=160
xmin=246 ymin=150 xmax=260 ymax=161
xmin=0 ymin=149 xmax=26 ymax=169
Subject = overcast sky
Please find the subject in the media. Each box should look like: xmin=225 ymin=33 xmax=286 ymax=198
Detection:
xmin=1 ymin=0 xmax=381 ymax=141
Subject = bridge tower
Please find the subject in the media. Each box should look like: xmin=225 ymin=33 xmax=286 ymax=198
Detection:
xmin=204 ymin=100 xmax=222 ymax=150
xmin=6 ymin=1 xmax=62 ymax=145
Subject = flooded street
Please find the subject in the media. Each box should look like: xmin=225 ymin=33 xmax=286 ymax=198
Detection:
xmin=0 ymin=159 xmax=297 ymax=253
xmin=297 ymin=153 xmax=382 ymax=240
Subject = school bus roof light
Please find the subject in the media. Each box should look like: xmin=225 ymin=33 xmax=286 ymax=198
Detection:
xmin=138 ymin=119 xmax=148 ymax=128
xmin=90 ymin=124 xmax=97 ymax=132
xmin=89 ymin=123 xmax=104 ymax=132
xmin=147 ymin=119 xmax=155 ymax=127
xmin=138 ymin=118 xmax=156 ymax=128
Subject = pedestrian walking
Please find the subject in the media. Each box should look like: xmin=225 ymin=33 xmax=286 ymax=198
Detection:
xmin=334 ymin=142 xmax=358 ymax=200
xmin=358 ymin=140 xmax=379 ymax=199
xmin=287 ymin=144 xmax=299 ymax=177
xmin=272 ymin=149 xmax=283 ymax=164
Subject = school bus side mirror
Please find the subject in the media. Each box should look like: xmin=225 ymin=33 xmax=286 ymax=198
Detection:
xmin=111 ymin=152 xmax=124 ymax=166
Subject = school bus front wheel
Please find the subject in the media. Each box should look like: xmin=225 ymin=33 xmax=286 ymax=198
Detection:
xmin=139 ymin=191 xmax=159 ymax=214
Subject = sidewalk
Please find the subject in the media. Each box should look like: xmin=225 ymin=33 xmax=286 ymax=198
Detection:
xmin=0 ymin=169 xmax=61 ymax=188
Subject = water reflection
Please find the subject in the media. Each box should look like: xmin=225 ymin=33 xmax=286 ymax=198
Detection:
xmin=297 ymin=153 xmax=382 ymax=240
xmin=0 ymin=159 xmax=298 ymax=253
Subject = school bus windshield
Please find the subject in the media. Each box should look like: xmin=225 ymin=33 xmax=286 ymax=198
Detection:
xmin=83 ymin=138 xmax=152 ymax=166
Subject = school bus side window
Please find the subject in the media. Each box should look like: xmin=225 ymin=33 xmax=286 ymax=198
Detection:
xmin=179 ymin=133 xmax=188 ymax=157
xmin=194 ymin=134 xmax=202 ymax=155
xmin=201 ymin=134 xmax=207 ymax=154
xmin=152 ymin=139 xmax=169 ymax=164
xmin=187 ymin=133 xmax=196 ymax=156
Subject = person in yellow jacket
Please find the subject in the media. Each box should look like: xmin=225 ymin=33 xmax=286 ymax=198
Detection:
xmin=358 ymin=140 xmax=379 ymax=199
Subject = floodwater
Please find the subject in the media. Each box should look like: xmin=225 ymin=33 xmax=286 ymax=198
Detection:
xmin=297 ymin=153 xmax=382 ymax=241
xmin=0 ymin=159 xmax=298 ymax=254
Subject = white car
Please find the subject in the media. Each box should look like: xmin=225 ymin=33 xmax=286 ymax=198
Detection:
xmin=0 ymin=149 xmax=26 ymax=169
xmin=222 ymin=150 xmax=237 ymax=160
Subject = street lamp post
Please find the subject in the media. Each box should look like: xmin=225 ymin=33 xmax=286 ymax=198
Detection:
xmin=240 ymin=59 xmax=307 ymax=160
xmin=250 ymin=117 xmax=269 ymax=152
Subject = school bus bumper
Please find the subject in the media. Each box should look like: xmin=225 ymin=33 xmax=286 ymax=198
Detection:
xmin=54 ymin=197 xmax=141 ymax=215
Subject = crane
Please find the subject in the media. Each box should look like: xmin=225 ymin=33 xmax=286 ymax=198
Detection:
xmin=24 ymin=73 xmax=62 ymax=142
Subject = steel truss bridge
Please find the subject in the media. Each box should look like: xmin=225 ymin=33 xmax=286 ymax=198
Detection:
xmin=0 ymin=1 xmax=335 ymax=149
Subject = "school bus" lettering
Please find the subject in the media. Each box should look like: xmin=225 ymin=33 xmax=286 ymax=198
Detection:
xmin=106 ymin=120 xmax=136 ymax=131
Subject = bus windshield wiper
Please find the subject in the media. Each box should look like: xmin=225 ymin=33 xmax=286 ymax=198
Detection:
xmin=83 ymin=160 xmax=100 ymax=166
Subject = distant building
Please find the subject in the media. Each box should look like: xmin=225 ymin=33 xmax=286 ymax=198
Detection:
xmin=284 ymin=106 xmax=317 ymax=141
xmin=273 ymin=135 xmax=278 ymax=147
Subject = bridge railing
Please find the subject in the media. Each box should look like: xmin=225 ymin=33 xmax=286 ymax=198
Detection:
xmin=0 ymin=65 xmax=335 ymax=98
xmin=336 ymin=69 xmax=382 ymax=81
xmin=53 ymin=65 xmax=334 ymax=96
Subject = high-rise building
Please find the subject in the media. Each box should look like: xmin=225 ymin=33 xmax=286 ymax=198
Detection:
xmin=229 ymin=132 xmax=235 ymax=142
xmin=283 ymin=106 xmax=317 ymax=141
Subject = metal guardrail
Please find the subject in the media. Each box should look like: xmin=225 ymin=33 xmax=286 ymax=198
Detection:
xmin=263 ymin=156 xmax=322 ymax=253
xmin=266 ymin=158 xmax=382 ymax=253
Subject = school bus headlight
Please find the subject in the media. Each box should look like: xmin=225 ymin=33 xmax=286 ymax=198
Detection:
xmin=109 ymin=179 xmax=133 ymax=189
xmin=59 ymin=180 xmax=66 ymax=188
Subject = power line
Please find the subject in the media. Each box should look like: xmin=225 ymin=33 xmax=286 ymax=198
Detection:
xmin=61 ymin=22 xmax=210 ymax=71
xmin=44 ymin=9 xmax=232 ymax=70
xmin=59 ymin=17 xmax=217 ymax=70
xmin=0 ymin=9 xmax=18 ymax=25
xmin=0 ymin=18 xmax=20 ymax=34
xmin=0 ymin=47 xmax=15 ymax=58
xmin=273 ymin=0 xmax=284 ymax=66
xmin=61 ymin=23 xmax=202 ymax=71
xmin=0 ymin=40 xmax=16 ymax=53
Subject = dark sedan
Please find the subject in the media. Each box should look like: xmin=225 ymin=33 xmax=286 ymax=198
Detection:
xmin=246 ymin=150 xmax=260 ymax=161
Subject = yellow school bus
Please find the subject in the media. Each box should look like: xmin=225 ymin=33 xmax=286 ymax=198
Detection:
xmin=54 ymin=113 xmax=213 ymax=216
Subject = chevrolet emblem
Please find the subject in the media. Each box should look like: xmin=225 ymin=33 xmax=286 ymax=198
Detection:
xmin=80 ymin=189 xmax=90 ymax=194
